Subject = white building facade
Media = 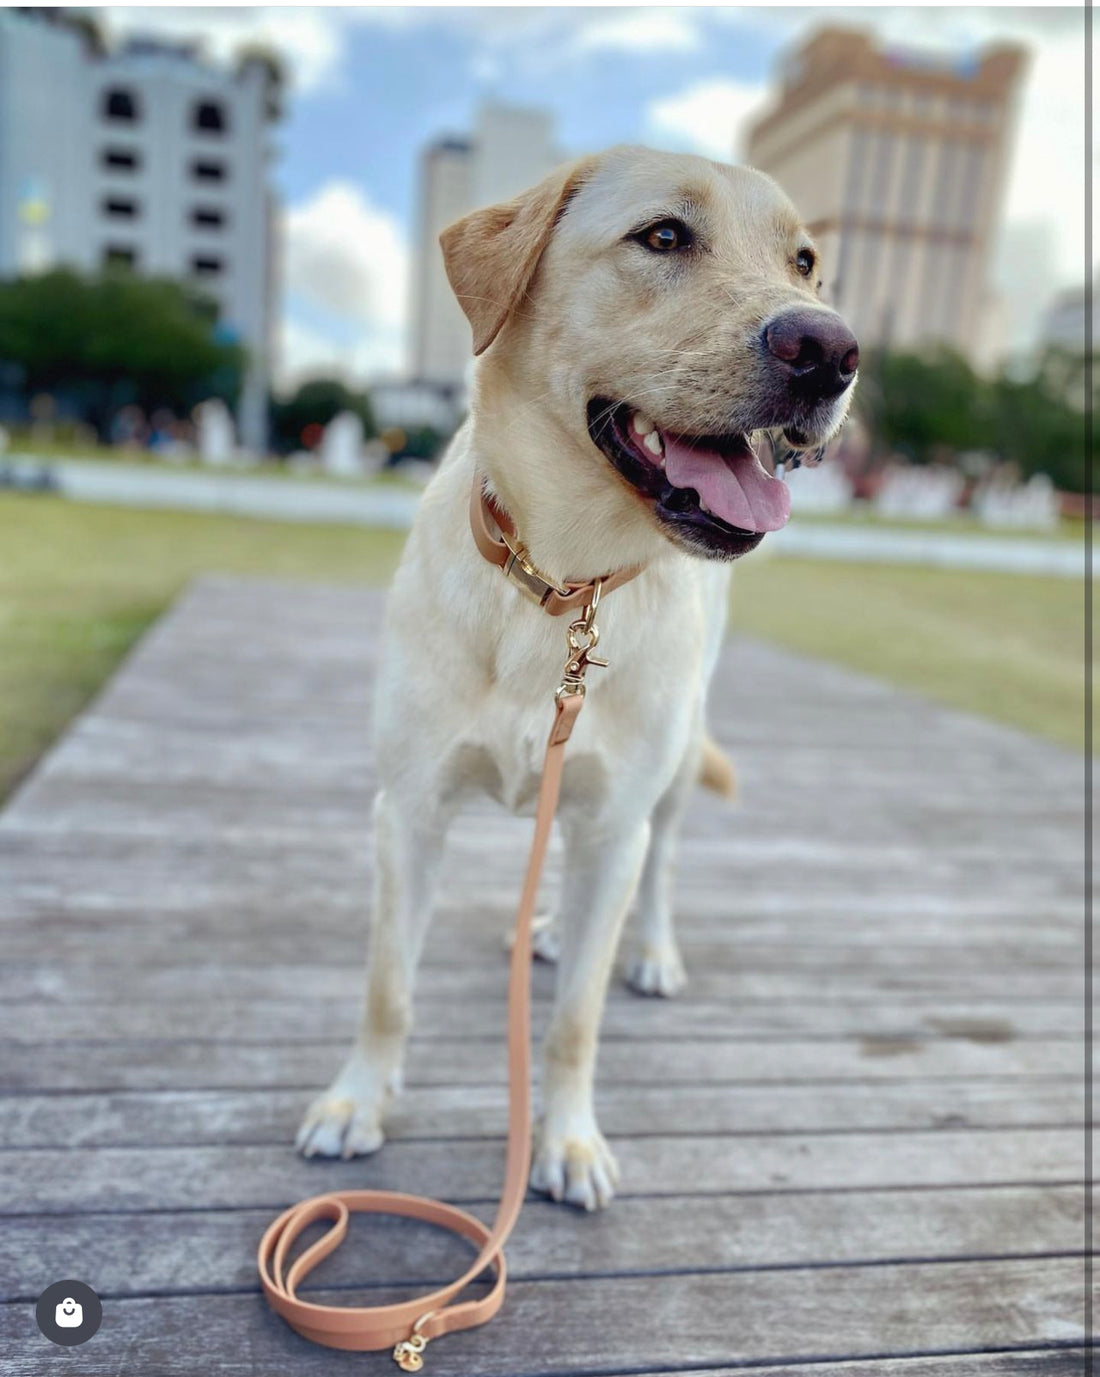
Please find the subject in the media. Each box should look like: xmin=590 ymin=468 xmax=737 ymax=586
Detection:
xmin=746 ymin=29 xmax=1026 ymax=364
xmin=0 ymin=12 xmax=275 ymax=448
xmin=409 ymin=104 xmax=560 ymax=396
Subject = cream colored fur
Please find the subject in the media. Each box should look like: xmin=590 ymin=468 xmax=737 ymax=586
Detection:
xmin=296 ymin=147 xmax=853 ymax=1210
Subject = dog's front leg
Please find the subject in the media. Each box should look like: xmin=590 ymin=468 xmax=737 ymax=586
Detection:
xmin=296 ymin=787 xmax=448 ymax=1158
xmin=625 ymin=731 xmax=702 ymax=997
xmin=531 ymin=812 xmax=650 ymax=1210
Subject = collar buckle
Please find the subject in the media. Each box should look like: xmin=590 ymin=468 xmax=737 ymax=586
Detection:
xmin=500 ymin=532 xmax=572 ymax=609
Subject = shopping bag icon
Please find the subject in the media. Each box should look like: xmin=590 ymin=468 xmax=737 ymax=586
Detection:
xmin=55 ymin=1298 xmax=82 ymax=1328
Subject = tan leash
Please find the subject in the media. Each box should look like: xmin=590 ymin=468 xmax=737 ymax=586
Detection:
xmin=258 ymin=478 xmax=641 ymax=1368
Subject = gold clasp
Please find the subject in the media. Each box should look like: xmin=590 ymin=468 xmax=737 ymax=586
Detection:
xmin=393 ymin=1337 xmax=425 ymax=1372
xmin=393 ymin=1313 xmax=435 ymax=1371
xmin=501 ymin=534 xmax=572 ymax=609
xmin=556 ymin=580 xmax=608 ymax=702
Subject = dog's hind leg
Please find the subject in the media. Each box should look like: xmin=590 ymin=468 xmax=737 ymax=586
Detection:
xmin=531 ymin=811 xmax=650 ymax=1210
xmin=624 ymin=731 xmax=702 ymax=998
xmin=296 ymin=787 xmax=448 ymax=1158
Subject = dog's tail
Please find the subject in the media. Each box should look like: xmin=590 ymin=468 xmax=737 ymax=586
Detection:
xmin=698 ymin=734 xmax=737 ymax=800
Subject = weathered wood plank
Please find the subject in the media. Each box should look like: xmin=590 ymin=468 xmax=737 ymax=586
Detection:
xmin=1 ymin=1035 xmax=1077 ymax=1093
xmin=4 ymin=786 xmax=1081 ymax=875
xmin=0 ymin=1129 xmax=1080 ymax=1215
xmin=0 ymin=994 xmax=1082 ymax=1043
xmin=667 ymin=1360 xmax=1090 ymax=1377
xmin=0 ymin=889 xmax=1083 ymax=945
xmin=0 ymin=1077 xmax=1084 ymax=1150
xmin=0 ymin=1259 xmax=1086 ymax=1375
xmin=0 ymin=1184 xmax=1081 ymax=1304
xmin=0 ymin=955 xmax=1079 ymax=1003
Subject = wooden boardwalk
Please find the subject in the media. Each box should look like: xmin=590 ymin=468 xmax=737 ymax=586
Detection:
xmin=0 ymin=574 xmax=1088 ymax=1375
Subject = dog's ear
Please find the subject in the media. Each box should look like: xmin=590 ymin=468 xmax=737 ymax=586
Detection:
xmin=440 ymin=156 xmax=599 ymax=357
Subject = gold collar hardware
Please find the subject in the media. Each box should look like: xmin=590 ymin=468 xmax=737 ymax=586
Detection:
xmin=468 ymin=474 xmax=644 ymax=618
xmin=499 ymin=530 xmax=573 ymax=611
xmin=556 ymin=579 xmax=608 ymax=701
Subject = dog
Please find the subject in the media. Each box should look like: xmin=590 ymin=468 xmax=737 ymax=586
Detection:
xmin=297 ymin=146 xmax=858 ymax=1211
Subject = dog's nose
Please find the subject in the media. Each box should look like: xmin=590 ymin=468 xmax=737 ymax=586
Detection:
xmin=763 ymin=310 xmax=860 ymax=402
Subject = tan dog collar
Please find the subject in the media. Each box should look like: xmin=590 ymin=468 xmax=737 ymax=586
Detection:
xmin=469 ymin=475 xmax=642 ymax=615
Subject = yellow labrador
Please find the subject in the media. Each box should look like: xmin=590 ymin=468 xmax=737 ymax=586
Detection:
xmin=297 ymin=146 xmax=858 ymax=1210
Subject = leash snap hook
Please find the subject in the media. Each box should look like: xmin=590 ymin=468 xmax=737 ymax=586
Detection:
xmin=393 ymin=1312 xmax=436 ymax=1371
xmin=557 ymin=580 xmax=608 ymax=701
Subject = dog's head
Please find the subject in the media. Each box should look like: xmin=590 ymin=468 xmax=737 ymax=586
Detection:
xmin=442 ymin=146 xmax=858 ymax=561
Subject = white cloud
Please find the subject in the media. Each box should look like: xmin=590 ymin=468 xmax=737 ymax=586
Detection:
xmin=276 ymin=316 xmax=404 ymax=393
xmin=572 ymin=10 xmax=703 ymax=57
xmin=645 ymin=78 xmax=770 ymax=164
xmin=98 ymin=6 xmax=350 ymax=93
xmin=284 ymin=181 xmax=408 ymax=332
xmin=277 ymin=181 xmax=409 ymax=389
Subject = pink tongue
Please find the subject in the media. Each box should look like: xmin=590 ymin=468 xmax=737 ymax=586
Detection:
xmin=662 ymin=434 xmax=791 ymax=533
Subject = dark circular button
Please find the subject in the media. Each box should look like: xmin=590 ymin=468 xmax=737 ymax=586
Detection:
xmin=35 ymin=1279 xmax=102 ymax=1346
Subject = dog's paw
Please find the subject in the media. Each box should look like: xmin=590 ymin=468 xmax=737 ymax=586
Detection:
xmin=295 ymin=1058 xmax=393 ymax=1159
xmin=531 ymin=914 xmax=561 ymax=964
xmin=296 ymin=1094 xmax=385 ymax=1159
xmin=530 ymin=1120 xmax=619 ymax=1211
xmin=504 ymin=912 xmax=561 ymax=964
xmin=625 ymin=942 xmax=687 ymax=998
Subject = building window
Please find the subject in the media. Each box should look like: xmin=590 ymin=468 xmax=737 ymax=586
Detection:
xmin=191 ymin=158 xmax=226 ymax=184
xmin=102 ymin=148 xmax=141 ymax=172
xmin=103 ymin=245 xmax=137 ymax=270
xmin=191 ymin=206 xmax=225 ymax=229
xmin=954 ymin=146 xmax=986 ymax=232
xmin=192 ymin=100 xmax=227 ymax=134
xmin=865 ymin=130 xmax=893 ymax=219
xmin=897 ymin=135 xmax=927 ymax=220
xmin=191 ymin=255 xmax=223 ymax=277
xmin=103 ymin=88 xmax=139 ymax=122
xmin=931 ymin=143 xmax=962 ymax=231
xmin=103 ymin=197 xmax=139 ymax=219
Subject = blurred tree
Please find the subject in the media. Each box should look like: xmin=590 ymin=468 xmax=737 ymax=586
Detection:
xmin=987 ymin=369 xmax=1095 ymax=494
xmin=0 ymin=268 xmax=246 ymax=437
xmin=387 ymin=425 xmax=445 ymax=463
xmin=269 ymin=379 xmax=377 ymax=453
xmin=856 ymin=345 xmax=1094 ymax=492
xmin=857 ymin=348 xmax=991 ymax=460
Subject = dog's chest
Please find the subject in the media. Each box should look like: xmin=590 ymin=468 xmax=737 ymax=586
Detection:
xmin=445 ymin=694 xmax=609 ymax=816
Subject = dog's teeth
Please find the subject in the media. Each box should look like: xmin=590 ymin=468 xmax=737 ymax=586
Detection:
xmin=643 ymin=429 xmax=663 ymax=457
xmin=632 ymin=412 xmax=656 ymax=437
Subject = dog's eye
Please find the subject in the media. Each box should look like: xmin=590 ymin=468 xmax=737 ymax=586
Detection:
xmin=639 ymin=220 xmax=692 ymax=252
xmin=795 ymin=247 xmax=816 ymax=277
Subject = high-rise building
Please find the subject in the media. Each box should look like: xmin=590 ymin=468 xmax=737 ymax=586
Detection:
xmin=409 ymin=104 xmax=559 ymax=394
xmin=0 ymin=11 xmax=277 ymax=448
xmin=746 ymin=28 xmax=1027 ymax=360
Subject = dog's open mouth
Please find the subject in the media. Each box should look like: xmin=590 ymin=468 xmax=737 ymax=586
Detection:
xmin=586 ymin=399 xmax=791 ymax=559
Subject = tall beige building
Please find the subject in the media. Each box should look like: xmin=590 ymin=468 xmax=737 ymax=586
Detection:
xmin=410 ymin=104 xmax=559 ymax=394
xmin=746 ymin=29 xmax=1027 ymax=360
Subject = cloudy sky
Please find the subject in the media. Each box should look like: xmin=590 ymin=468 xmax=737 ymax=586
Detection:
xmin=101 ymin=5 xmax=1090 ymax=390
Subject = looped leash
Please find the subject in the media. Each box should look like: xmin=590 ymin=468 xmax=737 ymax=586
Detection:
xmin=259 ymin=477 xmax=637 ymax=1365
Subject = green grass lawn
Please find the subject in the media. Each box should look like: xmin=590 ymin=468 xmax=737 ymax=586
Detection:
xmin=4 ymin=436 xmax=423 ymax=489
xmin=0 ymin=492 xmax=1089 ymax=802
xmin=0 ymin=494 xmax=406 ymax=799
xmin=733 ymin=549 xmax=1090 ymax=753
